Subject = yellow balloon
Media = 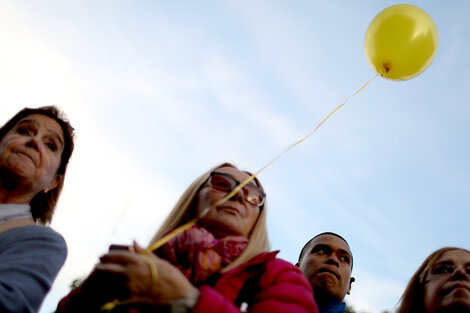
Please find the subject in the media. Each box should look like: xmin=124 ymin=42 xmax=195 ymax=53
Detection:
xmin=364 ymin=4 xmax=438 ymax=81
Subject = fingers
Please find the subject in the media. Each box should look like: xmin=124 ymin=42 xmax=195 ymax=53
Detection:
xmin=133 ymin=241 xmax=146 ymax=253
xmin=97 ymin=247 xmax=158 ymax=279
xmin=92 ymin=242 xmax=195 ymax=305
xmin=95 ymin=262 xmax=128 ymax=274
xmin=99 ymin=241 xmax=147 ymax=265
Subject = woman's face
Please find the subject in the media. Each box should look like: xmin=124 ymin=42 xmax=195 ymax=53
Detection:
xmin=0 ymin=114 xmax=64 ymax=196
xmin=424 ymin=249 xmax=470 ymax=313
xmin=195 ymin=166 xmax=263 ymax=238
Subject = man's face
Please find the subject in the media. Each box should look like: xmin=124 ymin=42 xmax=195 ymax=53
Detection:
xmin=297 ymin=234 xmax=353 ymax=302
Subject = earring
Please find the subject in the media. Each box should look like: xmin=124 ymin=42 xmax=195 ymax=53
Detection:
xmin=43 ymin=189 xmax=49 ymax=194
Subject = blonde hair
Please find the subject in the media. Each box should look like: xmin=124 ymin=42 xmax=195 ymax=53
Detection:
xmin=148 ymin=162 xmax=270 ymax=272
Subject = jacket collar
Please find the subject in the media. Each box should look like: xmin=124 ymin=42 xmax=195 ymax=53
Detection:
xmin=320 ymin=301 xmax=346 ymax=313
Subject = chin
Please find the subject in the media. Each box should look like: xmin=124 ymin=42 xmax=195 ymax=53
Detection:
xmin=6 ymin=162 xmax=34 ymax=178
xmin=201 ymin=216 xmax=244 ymax=237
xmin=202 ymin=222 xmax=239 ymax=238
xmin=439 ymin=301 xmax=470 ymax=313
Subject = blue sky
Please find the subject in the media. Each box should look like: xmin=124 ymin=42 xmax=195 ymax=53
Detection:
xmin=1 ymin=1 xmax=469 ymax=312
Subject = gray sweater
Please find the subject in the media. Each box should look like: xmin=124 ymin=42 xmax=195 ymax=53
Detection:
xmin=0 ymin=225 xmax=67 ymax=313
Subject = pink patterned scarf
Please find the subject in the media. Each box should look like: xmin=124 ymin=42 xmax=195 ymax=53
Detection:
xmin=157 ymin=224 xmax=248 ymax=284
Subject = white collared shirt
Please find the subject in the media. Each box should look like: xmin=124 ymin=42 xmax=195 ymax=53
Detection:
xmin=0 ymin=204 xmax=33 ymax=224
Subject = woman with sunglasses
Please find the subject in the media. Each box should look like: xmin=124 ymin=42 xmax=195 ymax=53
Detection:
xmin=57 ymin=163 xmax=317 ymax=313
xmin=397 ymin=247 xmax=470 ymax=313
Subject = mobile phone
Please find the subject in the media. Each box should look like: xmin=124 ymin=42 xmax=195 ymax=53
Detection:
xmin=108 ymin=244 xmax=133 ymax=252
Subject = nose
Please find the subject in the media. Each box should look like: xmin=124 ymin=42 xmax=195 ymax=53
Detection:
xmin=452 ymin=266 xmax=470 ymax=281
xmin=229 ymin=186 xmax=245 ymax=203
xmin=325 ymin=255 xmax=340 ymax=267
xmin=25 ymin=137 xmax=39 ymax=151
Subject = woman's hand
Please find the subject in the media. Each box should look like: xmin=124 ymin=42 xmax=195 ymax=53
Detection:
xmin=95 ymin=241 xmax=197 ymax=306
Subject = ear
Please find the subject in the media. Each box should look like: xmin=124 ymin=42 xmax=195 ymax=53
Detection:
xmin=346 ymin=277 xmax=354 ymax=295
xmin=47 ymin=174 xmax=62 ymax=191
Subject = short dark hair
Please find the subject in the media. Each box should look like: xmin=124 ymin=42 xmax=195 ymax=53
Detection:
xmin=298 ymin=232 xmax=353 ymax=270
xmin=0 ymin=106 xmax=75 ymax=224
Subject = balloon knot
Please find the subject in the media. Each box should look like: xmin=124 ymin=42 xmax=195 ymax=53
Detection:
xmin=379 ymin=63 xmax=390 ymax=77
xmin=383 ymin=63 xmax=390 ymax=73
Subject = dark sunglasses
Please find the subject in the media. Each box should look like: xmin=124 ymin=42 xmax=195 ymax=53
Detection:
xmin=205 ymin=172 xmax=266 ymax=207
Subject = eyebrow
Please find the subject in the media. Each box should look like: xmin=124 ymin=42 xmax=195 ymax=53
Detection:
xmin=18 ymin=119 xmax=64 ymax=148
xmin=312 ymin=244 xmax=330 ymax=251
xmin=216 ymin=172 xmax=260 ymax=189
xmin=17 ymin=119 xmax=38 ymax=127
xmin=337 ymin=249 xmax=352 ymax=261
xmin=49 ymin=131 xmax=64 ymax=148
xmin=434 ymin=260 xmax=470 ymax=267
xmin=312 ymin=244 xmax=352 ymax=258
xmin=242 ymin=171 xmax=263 ymax=189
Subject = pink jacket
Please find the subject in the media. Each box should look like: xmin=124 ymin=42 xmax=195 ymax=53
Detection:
xmin=56 ymin=251 xmax=318 ymax=313
xmin=193 ymin=251 xmax=318 ymax=313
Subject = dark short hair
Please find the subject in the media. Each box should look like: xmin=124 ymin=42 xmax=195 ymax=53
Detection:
xmin=0 ymin=106 xmax=75 ymax=224
xmin=298 ymin=232 xmax=353 ymax=270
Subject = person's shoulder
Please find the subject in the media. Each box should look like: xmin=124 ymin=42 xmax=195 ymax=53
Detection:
xmin=3 ymin=224 xmax=65 ymax=242
xmin=0 ymin=225 xmax=67 ymax=258
xmin=254 ymin=253 xmax=317 ymax=312
xmin=256 ymin=251 xmax=307 ymax=284
xmin=245 ymin=251 xmax=300 ymax=271
xmin=265 ymin=254 xmax=302 ymax=274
